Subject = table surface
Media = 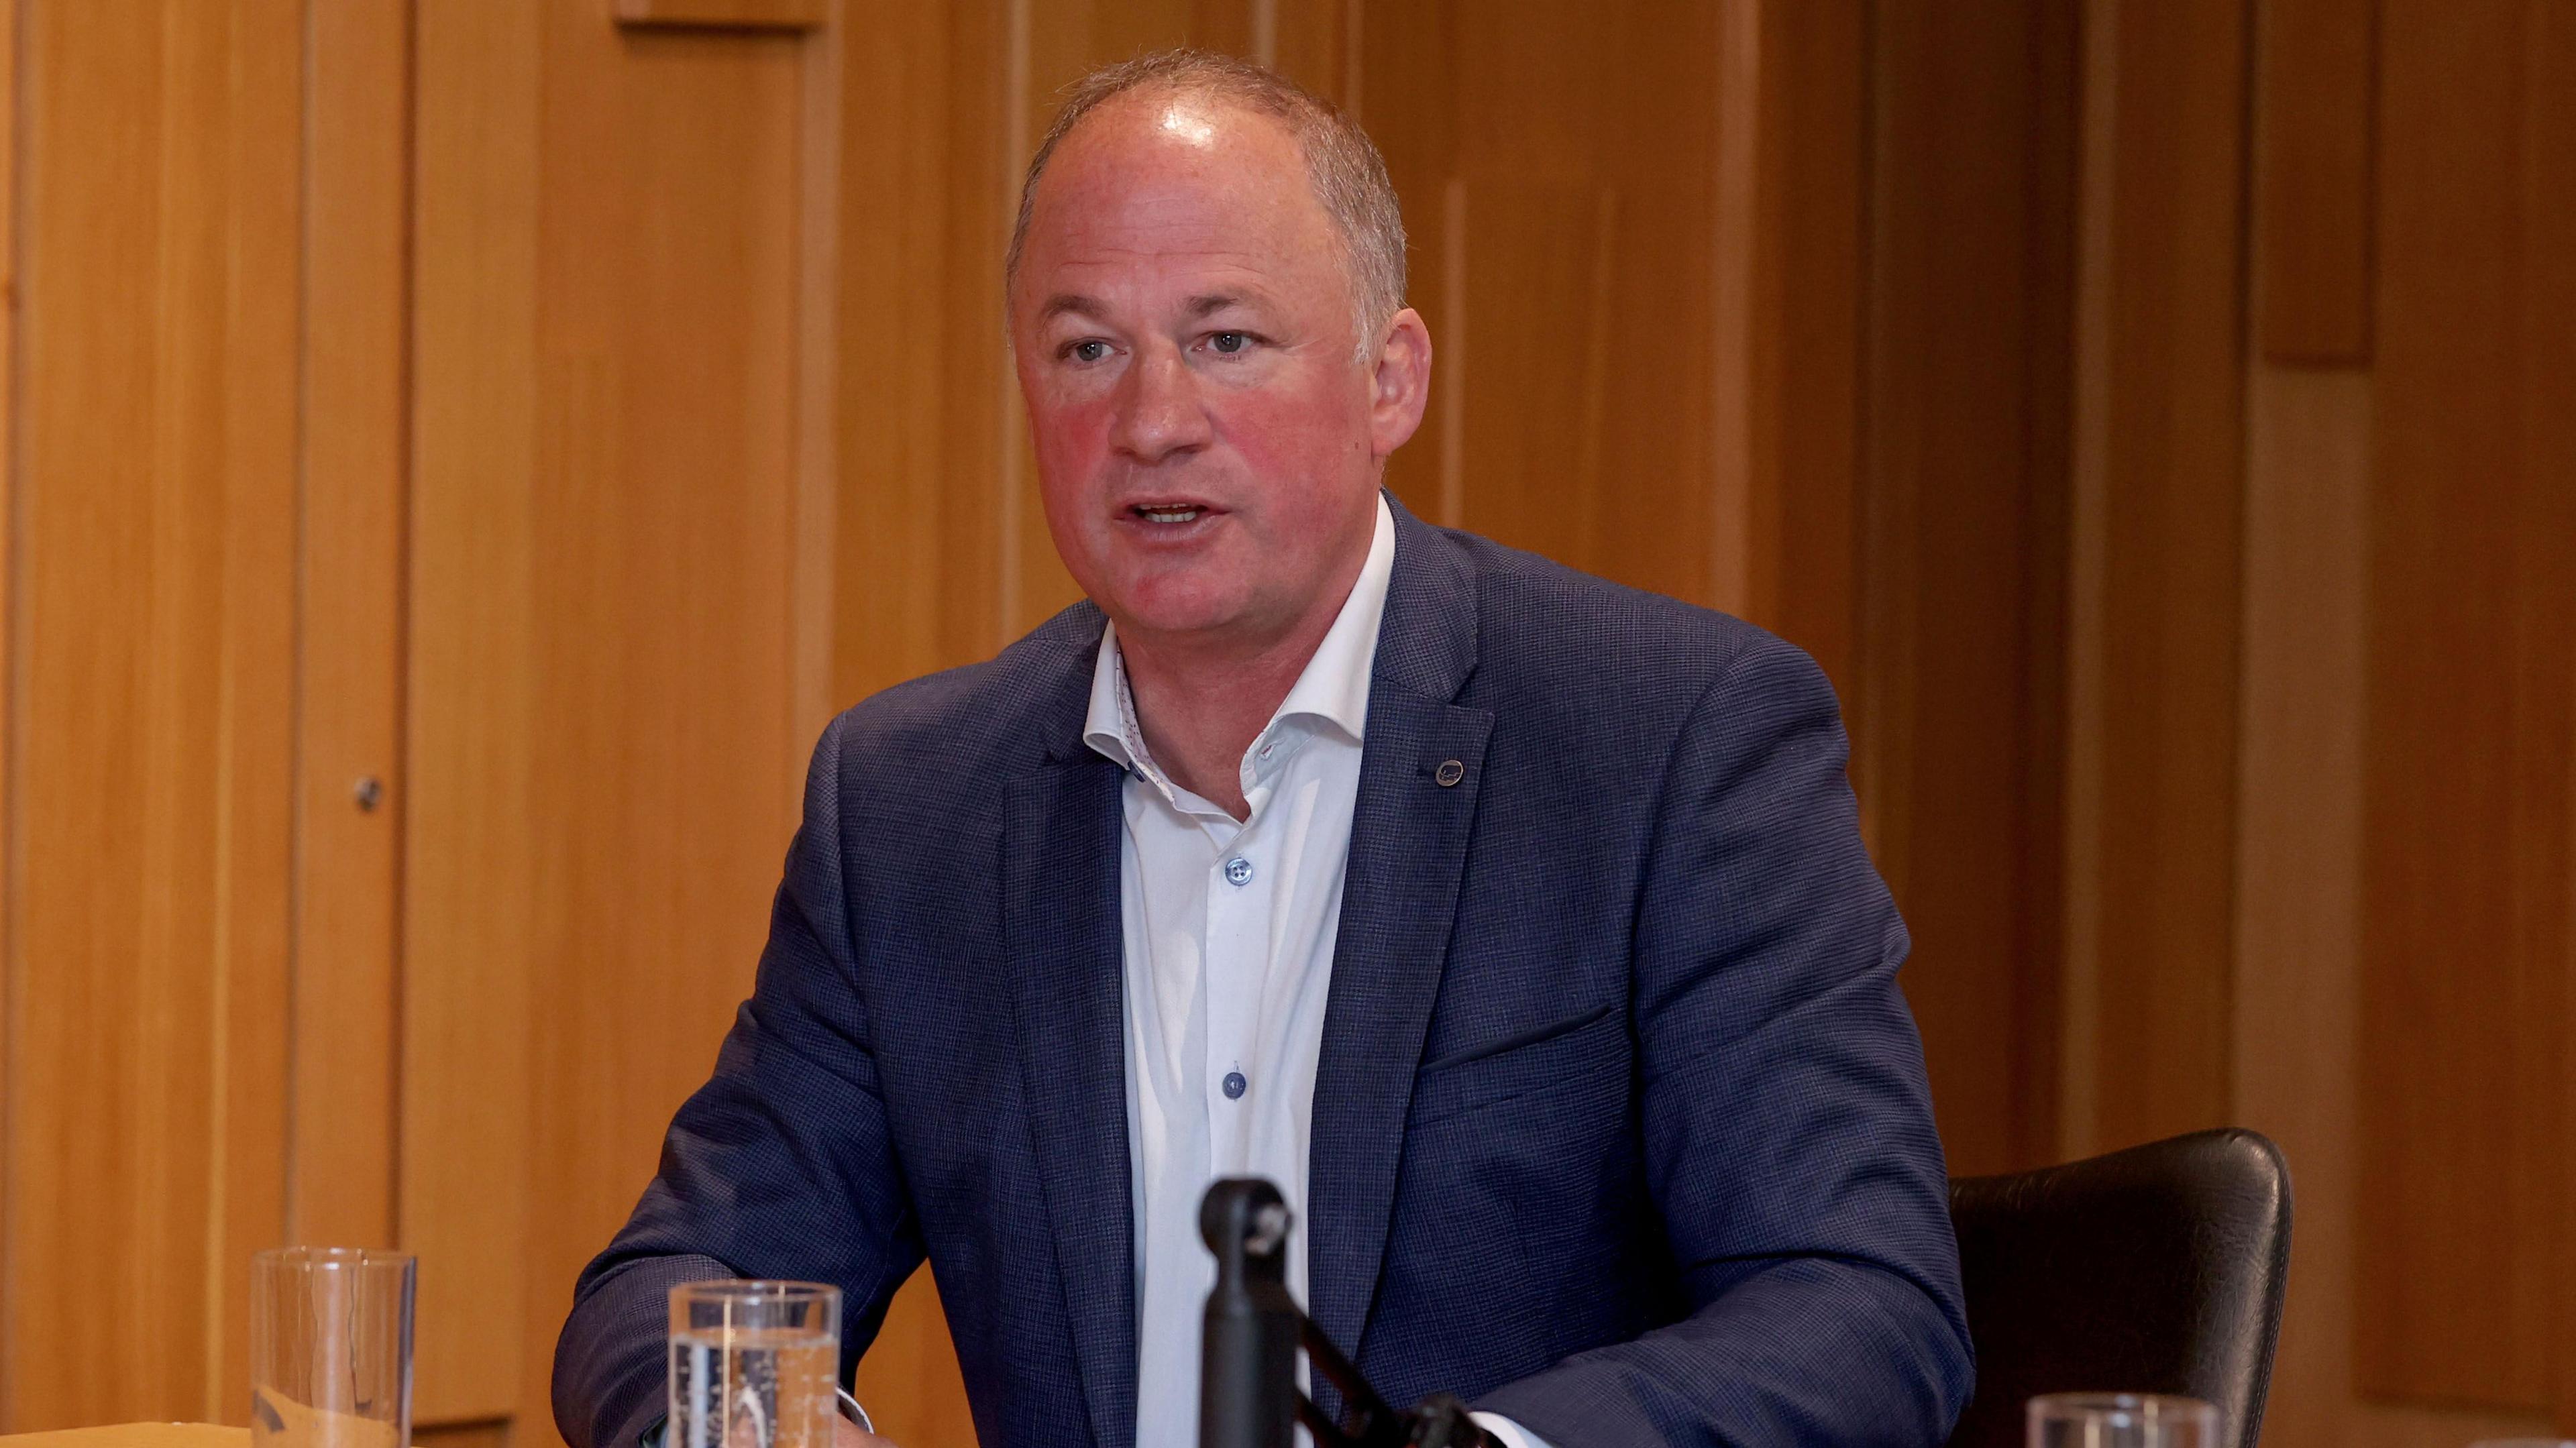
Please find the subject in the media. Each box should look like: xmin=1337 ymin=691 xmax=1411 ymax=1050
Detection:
xmin=0 ymin=1425 xmax=250 ymax=1448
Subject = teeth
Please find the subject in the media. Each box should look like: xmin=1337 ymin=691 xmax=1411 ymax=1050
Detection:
xmin=1138 ymin=506 xmax=1202 ymax=524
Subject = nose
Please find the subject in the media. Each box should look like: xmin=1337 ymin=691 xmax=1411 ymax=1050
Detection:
xmin=1109 ymin=343 xmax=1213 ymax=464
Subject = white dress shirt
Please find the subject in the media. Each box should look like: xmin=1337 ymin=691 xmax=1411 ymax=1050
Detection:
xmin=1082 ymin=497 xmax=1549 ymax=1448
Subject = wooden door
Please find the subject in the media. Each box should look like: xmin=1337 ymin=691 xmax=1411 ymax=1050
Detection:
xmin=400 ymin=0 xmax=848 ymax=1440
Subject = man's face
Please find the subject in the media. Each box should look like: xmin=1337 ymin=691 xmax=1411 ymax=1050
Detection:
xmin=1009 ymin=95 xmax=1428 ymax=650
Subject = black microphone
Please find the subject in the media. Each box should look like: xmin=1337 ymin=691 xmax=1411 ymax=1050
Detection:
xmin=1199 ymin=1180 xmax=1301 ymax=1448
xmin=1199 ymin=1179 xmax=1496 ymax=1448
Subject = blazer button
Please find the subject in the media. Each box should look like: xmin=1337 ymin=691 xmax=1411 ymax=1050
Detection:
xmin=1434 ymin=759 xmax=1466 ymax=787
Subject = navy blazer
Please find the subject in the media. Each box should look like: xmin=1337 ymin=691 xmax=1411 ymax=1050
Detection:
xmin=554 ymin=498 xmax=1973 ymax=1448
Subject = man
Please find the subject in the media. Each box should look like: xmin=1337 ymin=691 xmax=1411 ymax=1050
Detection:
xmin=555 ymin=49 xmax=1971 ymax=1448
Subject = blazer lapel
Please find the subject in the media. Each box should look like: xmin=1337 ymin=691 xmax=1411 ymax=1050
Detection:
xmin=1006 ymin=740 xmax=1136 ymax=1448
xmin=1307 ymin=500 xmax=1492 ymax=1384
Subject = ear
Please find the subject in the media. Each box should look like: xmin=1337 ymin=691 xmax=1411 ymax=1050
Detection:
xmin=1366 ymin=307 xmax=1434 ymax=459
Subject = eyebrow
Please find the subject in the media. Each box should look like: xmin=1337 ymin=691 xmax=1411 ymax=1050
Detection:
xmin=1034 ymin=291 xmax=1263 ymax=324
xmin=1038 ymin=294 xmax=1108 ymax=323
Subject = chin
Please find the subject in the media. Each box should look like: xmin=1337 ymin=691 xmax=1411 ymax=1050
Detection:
xmin=1103 ymin=575 xmax=1250 ymax=640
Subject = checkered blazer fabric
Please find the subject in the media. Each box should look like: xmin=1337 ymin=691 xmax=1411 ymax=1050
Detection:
xmin=551 ymin=495 xmax=1974 ymax=1448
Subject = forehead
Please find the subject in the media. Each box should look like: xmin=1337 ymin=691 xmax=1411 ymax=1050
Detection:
xmin=1017 ymin=95 xmax=1345 ymax=309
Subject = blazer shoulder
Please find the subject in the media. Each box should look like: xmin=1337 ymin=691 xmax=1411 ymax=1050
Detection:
xmin=1445 ymin=526 xmax=1822 ymax=712
xmin=820 ymin=599 xmax=1104 ymax=778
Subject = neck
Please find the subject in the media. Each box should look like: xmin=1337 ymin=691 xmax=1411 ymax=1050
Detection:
xmin=1118 ymin=546 xmax=1371 ymax=822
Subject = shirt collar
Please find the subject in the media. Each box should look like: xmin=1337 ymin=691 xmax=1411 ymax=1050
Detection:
xmin=1083 ymin=493 xmax=1397 ymax=783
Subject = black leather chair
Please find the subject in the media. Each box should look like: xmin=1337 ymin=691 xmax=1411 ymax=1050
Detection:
xmin=1944 ymin=1129 xmax=2292 ymax=1448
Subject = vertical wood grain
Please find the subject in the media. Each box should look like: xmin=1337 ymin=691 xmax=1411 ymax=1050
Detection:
xmin=931 ymin=0 xmax=1014 ymax=669
xmin=407 ymin=5 xmax=818 ymax=1439
xmin=1741 ymin=0 xmax=1864 ymax=693
xmin=2357 ymin=0 xmax=2576 ymax=1410
xmin=0 ymin=0 xmax=301 ymax=1429
xmin=1861 ymin=0 xmax=2077 ymax=1177
xmin=794 ymin=0 xmax=843 ymax=755
xmin=2229 ymin=367 xmax=2369 ymax=1448
xmin=1266 ymin=0 xmax=1352 ymax=104
xmin=1350 ymin=0 xmax=1451 ymax=521
xmin=1367 ymin=0 xmax=1726 ymax=610
xmin=614 ymin=0 xmax=826 ymax=26
xmin=295 ymin=0 xmax=411 ymax=1258
xmin=2546 ymin=5 xmax=2576 ymax=1420
xmin=2062 ymin=0 xmax=2251 ymax=1156
xmin=211 ymin=10 xmax=304 ymax=1423
xmin=2254 ymin=0 xmax=2376 ymax=364
xmin=406 ymin=0 xmax=540 ymax=1424
xmin=838 ymin=0 xmax=961 ymax=702
xmin=1706 ymin=0 xmax=1757 ymax=616
xmin=0 ymin=1 xmax=19 ymax=1415
xmin=2057 ymin=0 xmax=2120 ymax=1163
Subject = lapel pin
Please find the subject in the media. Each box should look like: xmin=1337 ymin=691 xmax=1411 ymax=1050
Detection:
xmin=1434 ymin=759 xmax=1466 ymax=787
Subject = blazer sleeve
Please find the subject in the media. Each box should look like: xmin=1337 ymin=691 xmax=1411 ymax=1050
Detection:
xmin=1473 ymin=634 xmax=1975 ymax=1447
xmin=551 ymin=714 xmax=924 ymax=1448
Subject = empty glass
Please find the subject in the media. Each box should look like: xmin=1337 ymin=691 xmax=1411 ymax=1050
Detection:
xmin=250 ymin=1247 xmax=416 ymax=1448
xmin=2029 ymin=1394 xmax=2219 ymax=1448
xmin=669 ymin=1281 xmax=842 ymax=1448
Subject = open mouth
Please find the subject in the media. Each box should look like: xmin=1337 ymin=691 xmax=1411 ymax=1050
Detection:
xmin=1130 ymin=502 xmax=1208 ymax=524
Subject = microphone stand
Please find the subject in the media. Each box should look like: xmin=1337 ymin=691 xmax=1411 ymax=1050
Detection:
xmin=1199 ymin=1179 xmax=1495 ymax=1448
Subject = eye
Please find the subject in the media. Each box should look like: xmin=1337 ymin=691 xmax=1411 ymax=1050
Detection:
xmin=1062 ymin=339 xmax=1112 ymax=364
xmin=1208 ymin=331 xmax=1252 ymax=355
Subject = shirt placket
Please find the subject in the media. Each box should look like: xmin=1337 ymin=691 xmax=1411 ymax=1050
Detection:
xmin=1201 ymin=738 xmax=1284 ymax=1175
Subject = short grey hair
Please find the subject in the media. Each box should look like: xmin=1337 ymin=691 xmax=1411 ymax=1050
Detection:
xmin=1005 ymin=49 xmax=1408 ymax=357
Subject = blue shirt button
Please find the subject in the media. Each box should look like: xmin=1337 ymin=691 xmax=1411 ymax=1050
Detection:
xmin=1222 ymin=1071 xmax=1248 ymax=1099
xmin=1224 ymin=856 xmax=1254 ymax=887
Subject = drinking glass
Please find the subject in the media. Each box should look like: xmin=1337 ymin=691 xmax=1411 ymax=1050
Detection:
xmin=669 ymin=1281 xmax=842 ymax=1448
xmin=250 ymin=1247 xmax=417 ymax=1448
xmin=2028 ymin=1393 xmax=2220 ymax=1448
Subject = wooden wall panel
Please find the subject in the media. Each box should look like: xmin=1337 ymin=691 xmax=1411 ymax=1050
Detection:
xmin=2548 ymin=6 xmax=2576 ymax=1420
xmin=2357 ymin=0 xmax=2576 ymax=1410
xmin=0 ymin=0 xmax=13 ymax=1405
xmin=926 ymin=0 xmax=1018 ymax=671
xmin=2255 ymin=0 xmax=2377 ymax=364
xmin=2229 ymin=368 xmax=2371 ymax=1448
xmin=405 ymin=1 xmax=842 ymax=1439
xmin=2061 ymin=0 xmax=2250 ymax=1158
xmin=521 ymin=9 xmax=810 ymax=1429
xmin=1739 ymin=0 xmax=1865 ymax=692
xmin=1366 ymin=0 xmax=1726 ymax=612
xmin=0 ymin=0 xmax=303 ymax=1429
xmin=294 ymin=0 xmax=410 ymax=1258
xmin=2229 ymin=369 xmax=2560 ymax=1448
xmin=836 ymin=1 xmax=960 ymax=700
xmin=1861 ymin=0 xmax=2076 ymax=1178
xmin=406 ymin=0 xmax=543 ymax=1425
xmin=616 ymin=0 xmax=827 ymax=27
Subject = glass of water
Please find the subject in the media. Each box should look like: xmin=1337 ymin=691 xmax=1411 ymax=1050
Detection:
xmin=250 ymin=1247 xmax=416 ymax=1448
xmin=2028 ymin=1394 xmax=2219 ymax=1448
xmin=669 ymin=1281 xmax=841 ymax=1448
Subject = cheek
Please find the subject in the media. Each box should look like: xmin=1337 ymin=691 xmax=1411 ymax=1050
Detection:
xmin=1026 ymin=398 xmax=1118 ymax=494
xmin=1212 ymin=387 xmax=1368 ymax=504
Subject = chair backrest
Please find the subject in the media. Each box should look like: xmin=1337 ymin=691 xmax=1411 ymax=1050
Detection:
xmin=1944 ymin=1128 xmax=2292 ymax=1448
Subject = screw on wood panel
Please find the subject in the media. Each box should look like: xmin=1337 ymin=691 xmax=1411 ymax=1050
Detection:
xmin=354 ymin=776 xmax=384 ymax=812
